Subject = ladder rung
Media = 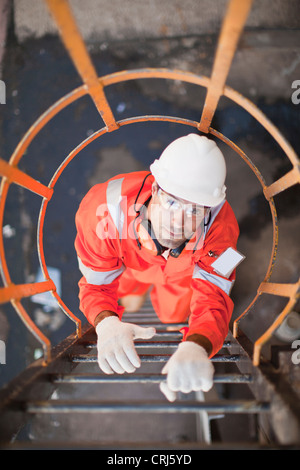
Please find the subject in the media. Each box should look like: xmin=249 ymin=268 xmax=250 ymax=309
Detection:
xmin=24 ymin=399 xmax=270 ymax=414
xmin=0 ymin=441 xmax=287 ymax=450
xmin=71 ymin=353 xmax=243 ymax=363
xmin=124 ymin=311 xmax=160 ymax=316
xmin=123 ymin=322 xmax=188 ymax=325
xmin=78 ymin=331 xmax=184 ymax=347
xmin=85 ymin=341 xmax=180 ymax=349
xmin=83 ymin=340 xmax=233 ymax=349
xmin=71 ymin=354 xmax=170 ymax=363
xmin=52 ymin=373 xmax=253 ymax=384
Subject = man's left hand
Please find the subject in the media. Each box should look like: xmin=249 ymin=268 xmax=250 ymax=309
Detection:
xmin=159 ymin=341 xmax=214 ymax=402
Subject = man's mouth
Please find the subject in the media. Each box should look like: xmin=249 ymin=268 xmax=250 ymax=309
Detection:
xmin=162 ymin=227 xmax=183 ymax=238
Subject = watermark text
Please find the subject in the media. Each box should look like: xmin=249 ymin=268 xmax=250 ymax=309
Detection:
xmin=0 ymin=80 xmax=5 ymax=104
xmin=0 ymin=340 xmax=6 ymax=364
xmin=291 ymin=339 xmax=300 ymax=365
xmin=291 ymin=80 xmax=300 ymax=105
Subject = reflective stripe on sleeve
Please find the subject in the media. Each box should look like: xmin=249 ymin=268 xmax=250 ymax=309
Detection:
xmin=204 ymin=200 xmax=226 ymax=236
xmin=192 ymin=265 xmax=234 ymax=295
xmin=106 ymin=178 xmax=125 ymax=238
xmin=77 ymin=256 xmax=125 ymax=285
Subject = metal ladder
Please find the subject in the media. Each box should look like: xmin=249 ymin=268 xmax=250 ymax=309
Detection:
xmin=1 ymin=298 xmax=299 ymax=449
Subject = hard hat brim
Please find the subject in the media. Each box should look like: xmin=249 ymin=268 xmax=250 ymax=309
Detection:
xmin=150 ymin=161 xmax=226 ymax=207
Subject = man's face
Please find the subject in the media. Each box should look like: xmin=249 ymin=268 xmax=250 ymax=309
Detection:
xmin=147 ymin=183 xmax=209 ymax=250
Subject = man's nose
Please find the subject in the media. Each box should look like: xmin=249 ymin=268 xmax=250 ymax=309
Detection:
xmin=170 ymin=209 xmax=184 ymax=227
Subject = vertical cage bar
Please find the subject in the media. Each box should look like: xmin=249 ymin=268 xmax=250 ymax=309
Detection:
xmin=198 ymin=0 xmax=253 ymax=133
xmin=44 ymin=0 xmax=118 ymax=131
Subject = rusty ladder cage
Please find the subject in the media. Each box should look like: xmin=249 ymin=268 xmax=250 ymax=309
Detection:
xmin=0 ymin=0 xmax=299 ymax=449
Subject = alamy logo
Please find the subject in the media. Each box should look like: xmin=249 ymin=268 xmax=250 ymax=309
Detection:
xmin=291 ymin=80 xmax=300 ymax=105
xmin=0 ymin=80 xmax=5 ymax=104
xmin=0 ymin=340 xmax=5 ymax=364
xmin=291 ymin=339 xmax=300 ymax=365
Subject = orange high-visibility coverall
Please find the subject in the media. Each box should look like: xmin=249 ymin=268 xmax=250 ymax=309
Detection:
xmin=75 ymin=171 xmax=240 ymax=357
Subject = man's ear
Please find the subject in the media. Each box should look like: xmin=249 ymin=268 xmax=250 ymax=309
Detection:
xmin=152 ymin=182 xmax=159 ymax=196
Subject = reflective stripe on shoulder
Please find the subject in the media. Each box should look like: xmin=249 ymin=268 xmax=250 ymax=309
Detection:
xmin=192 ymin=264 xmax=234 ymax=295
xmin=78 ymin=256 xmax=125 ymax=285
xmin=106 ymin=177 xmax=125 ymax=238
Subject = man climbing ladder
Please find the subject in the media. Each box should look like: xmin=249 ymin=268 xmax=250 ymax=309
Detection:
xmin=75 ymin=133 xmax=242 ymax=401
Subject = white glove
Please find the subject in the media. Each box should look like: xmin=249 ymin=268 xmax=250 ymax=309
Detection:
xmin=160 ymin=341 xmax=214 ymax=402
xmin=96 ymin=316 xmax=156 ymax=374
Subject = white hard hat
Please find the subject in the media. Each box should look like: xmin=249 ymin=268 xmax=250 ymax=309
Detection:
xmin=150 ymin=134 xmax=227 ymax=207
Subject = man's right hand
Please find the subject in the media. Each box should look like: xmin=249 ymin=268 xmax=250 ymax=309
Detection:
xmin=95 ymin=316 xmax=156 ymax=374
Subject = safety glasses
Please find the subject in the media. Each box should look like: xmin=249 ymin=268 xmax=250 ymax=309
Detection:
xmin=157 ymin=187 xmax=209 ymax=219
